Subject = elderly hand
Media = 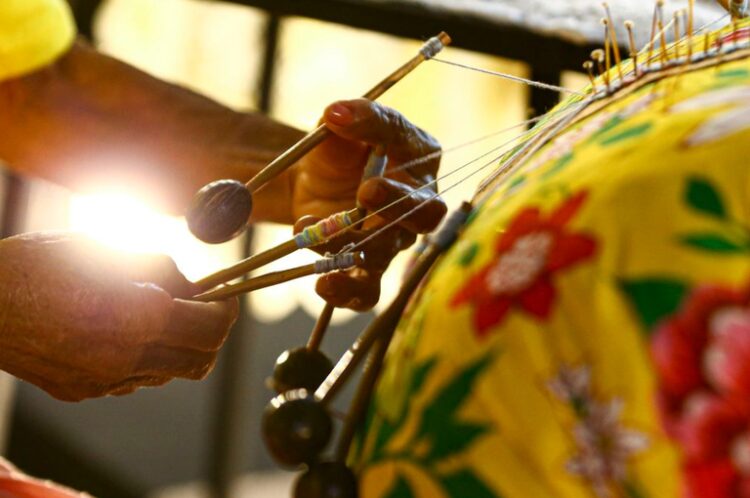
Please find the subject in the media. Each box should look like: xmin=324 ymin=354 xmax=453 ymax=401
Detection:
xmin=291 ymin=99 xmax=447 ymax=310
xmin=0 ymin=232 xmax=238 ymax=401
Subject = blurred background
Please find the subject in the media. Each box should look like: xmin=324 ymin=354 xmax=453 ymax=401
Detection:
xmin=0 ymin=0 xmax=724 ymax=497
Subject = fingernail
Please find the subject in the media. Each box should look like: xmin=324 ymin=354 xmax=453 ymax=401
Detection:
xmin=326 ymin=103 xmax=354 ymax=126
xmin=359 ymin=180 xmax=387 ymax=205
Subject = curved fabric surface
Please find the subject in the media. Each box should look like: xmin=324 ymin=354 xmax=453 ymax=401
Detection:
xmin=356 ymin=18 xmax=750 ymax=498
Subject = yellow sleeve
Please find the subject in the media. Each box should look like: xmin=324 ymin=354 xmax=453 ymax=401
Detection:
xmin=0 ymin=0 xmax=76 ymax=81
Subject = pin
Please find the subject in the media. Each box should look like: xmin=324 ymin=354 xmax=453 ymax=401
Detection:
xmin=591 ymin=49 xmax=609 ymax=91
xmin=603 ymin=3 xmax=624 ymax=80
xmin=647 ymin=1 xmax=664 ymax=69
xmin=658 ymin=18 xmax=669 ymax=66
xmin=624 ymin=20 xmax=640 ymax=76
xmin=602 ymin=18 xmax=613 ymax=78
xmin=583 ymin=61 xmax=597 ymax=89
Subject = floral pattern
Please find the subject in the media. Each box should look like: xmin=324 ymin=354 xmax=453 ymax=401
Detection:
xmin=549 ymin=366 xmax=650 ymax=498
xmin=650 ymin=284 xmax=750 ymax=498
xmin=450 ymin=191 xmax=596 ymax=337
xmin=359 ymin=18 xmax=750 ymax=498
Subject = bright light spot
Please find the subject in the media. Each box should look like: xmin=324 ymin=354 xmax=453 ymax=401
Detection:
xmin=69 ymin=192 xmax=241 ymax=281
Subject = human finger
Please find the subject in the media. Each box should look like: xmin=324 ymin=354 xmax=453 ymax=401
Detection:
xmin=316 ymin=269 xmax=381 ymax=311
xmin=133 ymin=344 xmax=218 ymax=380
xmin=357 ymin=177 xmax=447 ymax=234
xmin=119 ymin=253 xmax=198 ymax=299
xmin=324 ymin=99 xmax=441 ymax=177
xmin=157 ymin=298 xmax=239 ymax=352
xmin=109 ymin=376 xmax=171 ymax=396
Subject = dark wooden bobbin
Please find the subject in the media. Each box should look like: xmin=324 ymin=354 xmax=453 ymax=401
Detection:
xmin=272 ymin=303 xmax=336 ymax=395
xmin=260 ymin=203 xmax=473 ymax=481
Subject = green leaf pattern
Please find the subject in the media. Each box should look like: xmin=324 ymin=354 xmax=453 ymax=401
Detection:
xmin=361 ymin=354 xmax=498 ymax=497
xmin=679 ymin=177 xmax=750 ymax=253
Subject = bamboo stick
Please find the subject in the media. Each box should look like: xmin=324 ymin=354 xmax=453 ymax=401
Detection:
xmin=192 ymin=252 xmax=364 ymax=302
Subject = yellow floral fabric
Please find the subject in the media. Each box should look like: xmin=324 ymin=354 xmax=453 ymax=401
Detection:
xmin=356 ymin=20 xmax=750 ymax=498
xmin=0 ymin=0 xmax=76 ymax=81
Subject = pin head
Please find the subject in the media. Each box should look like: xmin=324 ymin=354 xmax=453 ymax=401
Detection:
xmin=186 ymin=179 xmax=253 ymax=244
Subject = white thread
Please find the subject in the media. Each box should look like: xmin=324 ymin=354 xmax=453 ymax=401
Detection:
xmin=321 ymin=11 xmax=732 ymax=257
xmin=387 ymin=106 xmax=579 ymax=176
xmin=343 ymin=100 xmax=591 ymax=254
xmin=419 ymin=36 xmax=444 ymax=59
xmin=323 ymin=101 xmax=587 ymax=251
xmin=431 ymin=57 xmax=586 ymax=96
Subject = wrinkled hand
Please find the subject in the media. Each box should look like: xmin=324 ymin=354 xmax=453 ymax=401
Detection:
xmin=291 ymin=99 xmax=447 ymax=310
xmin=0 ymin=232 xmax=238 ymax=401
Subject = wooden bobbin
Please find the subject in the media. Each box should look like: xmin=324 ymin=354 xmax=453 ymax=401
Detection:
xmin=185 ymin=32 xmax=451 ymax=244
xmin=196 ymin=207 xmax=363 ymax=291
xmin=308 ymin=303 xmax=335 ymax=352
xmin=192 ymin=252 xmax=365 ymax=302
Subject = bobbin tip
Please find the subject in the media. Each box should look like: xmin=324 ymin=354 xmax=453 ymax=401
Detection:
xmin=624 ymin=20 xmax=635 ymax=29
xmin=438 ymin=32 xmax=452 ymax=46
xmin=186 ymin=179 xmax=252 ymax=244
xmin=601 ymin=17 xmax=609 ymax=26
xmin=591 ymin=49 xmax=605 ymax=61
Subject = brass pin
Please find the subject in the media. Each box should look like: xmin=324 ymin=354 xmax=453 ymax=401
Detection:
xmin=591 ymin=49 xmax=609 ymax=90
xmin=603 ymin=3 xmax=624 ymax=80
xmin=602 ymin=18 xmax=613 ymax=77
xmin=647 ymin=1 xmax=664 ymax=69
xmin=583 ymin=61 xmax=597 ymax=88
xmin=624 ymin=20 xmax=640 ymax=76
xmin=657 ymin=18 xmax=669 ymax=66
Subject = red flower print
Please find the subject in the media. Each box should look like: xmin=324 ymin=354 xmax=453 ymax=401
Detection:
xmin=651 ymin=285 xmax=748 ymax=423
xmin=650 ymin=282 xmax=750 ymax=497
xmin=450 ymin=191 xmax=596 ymax=338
